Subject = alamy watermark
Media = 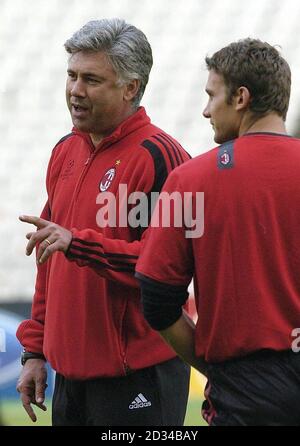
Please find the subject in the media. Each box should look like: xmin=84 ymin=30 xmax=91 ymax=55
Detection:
xmin=95 ymin=184 xmax=204 ymax=238
xmin=0 ymin=328 xmax=6 ymax=352
xmin=291 ymin=328 xmax=300 ymax=353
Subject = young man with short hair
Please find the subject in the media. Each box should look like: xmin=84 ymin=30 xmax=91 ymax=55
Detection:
xmin=137 ymin=38 xmax=300 ymax=426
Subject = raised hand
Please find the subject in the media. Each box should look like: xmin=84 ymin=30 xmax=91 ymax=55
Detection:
xmin=19 ymin=215 xmax=72 ymax=264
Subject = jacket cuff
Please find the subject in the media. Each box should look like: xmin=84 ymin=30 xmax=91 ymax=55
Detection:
xmin=16 ymin=319 xmax=44 ymax=355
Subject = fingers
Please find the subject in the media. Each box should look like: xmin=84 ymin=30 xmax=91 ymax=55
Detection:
xmin=36 ymin=237 xmax=60 ymax=265
xmin=26 ymin=227 xmax=51 ymax=256
xmin=33 ymin=377 xmax=48 ymax=412
xmin=21 ymin=392 xmax=37 ymax=423
xmin=36 ymin=237 xmax=57 ymax=264
xmin=34 ymin=401 xmax=47 ymax=412
xmin=17 ymin=362 xmax=48 ymax=423
xmin=35 ymin=378 xmax=48 ymax=405
xmin=36 ymin=230 xmax=72 ymax=264
xmin=19 ymin=215 xmax=49 ymax=229
xmin=20 ymin=216 xmax=72 ymax=264
xmin=20 ymin=392 xmax=47 ymax=422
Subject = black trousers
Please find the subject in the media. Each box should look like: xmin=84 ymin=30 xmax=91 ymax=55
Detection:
xmin=52 ymin=357 xmax=190 ymax=426
xmin=202 ymin=349 xmax=300 ymax=426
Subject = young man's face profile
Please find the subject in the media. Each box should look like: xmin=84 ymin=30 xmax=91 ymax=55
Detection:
xmin=203 ymin=70 xmax=240 ymax=144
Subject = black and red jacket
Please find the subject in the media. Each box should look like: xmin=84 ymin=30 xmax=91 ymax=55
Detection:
xmin=16 ymin=107 xmax=190 ymax=379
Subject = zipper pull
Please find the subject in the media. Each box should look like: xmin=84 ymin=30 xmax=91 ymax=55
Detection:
xmin=85 ymin=157 xmax=90 ymax=166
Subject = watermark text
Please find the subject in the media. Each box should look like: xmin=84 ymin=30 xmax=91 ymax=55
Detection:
xmin=96 ymin=185 xmax=204 ymax=239
xmin=0 ymin=328 xmax=6 ymax=352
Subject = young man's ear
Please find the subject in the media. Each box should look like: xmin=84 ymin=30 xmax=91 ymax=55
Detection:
xmin=234 ymin=86 xmax=251 ymax=111
xmin=123 ymin=79 xmax=140 ymax=102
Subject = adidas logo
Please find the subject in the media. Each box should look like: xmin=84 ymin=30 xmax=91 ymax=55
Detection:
xmin=129 ymin=393 xmax=152 ymax=410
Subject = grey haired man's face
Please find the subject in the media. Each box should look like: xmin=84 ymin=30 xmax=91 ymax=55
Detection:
xmin=66 ymin=51 xmax=132 ymax=145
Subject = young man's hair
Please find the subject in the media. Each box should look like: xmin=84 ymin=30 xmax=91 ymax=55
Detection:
xmin=64 ymin=18 xmax=153 ymax=109
xmin=205 ymin=38 xmax=291 ymax=120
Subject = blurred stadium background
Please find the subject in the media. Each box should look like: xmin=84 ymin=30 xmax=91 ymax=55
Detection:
xmin=1 ymin=0 xmax=300 ymax=426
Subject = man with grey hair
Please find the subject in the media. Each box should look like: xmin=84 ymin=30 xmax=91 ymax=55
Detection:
xmin=16 ymin=19 xmax=190 ymax=426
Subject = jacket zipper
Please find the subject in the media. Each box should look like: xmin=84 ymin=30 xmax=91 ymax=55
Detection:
xmin=123 ymin=358 xmax=131 ymax=375
xmin=73 ymin=138 xmax=113 ymax=201
xmin=119 ymin=299 xmax=131 ymax=375
xmin=73 ymin=150 xmax=95 ymax=202
xmin=72 ymin=137 xmax=131 ymax=375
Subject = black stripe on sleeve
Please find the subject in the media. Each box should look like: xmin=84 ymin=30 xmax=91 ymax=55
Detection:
xmin=160 ymin=133 xmax=192 ymax=161
xmin=68 ymin=252 xmax=135 ymax=272
xmin=141 ymin=139 xmax=168 ymax=193
xmin=156 ymin=133 xmax=181 ymax=165
xmin=158 ymin=133 xmax=184 ymax=164
xmin=152 ymin=135 xmax=176 ymax=169
xmin=175 ymin=141 xmax=192 ymax=160
xmin=140 ymin=139 xmax=170 ymax=235
xmin=53 ymin=133 xmax=74 ymax=149
xmin=71 ymin=238 xmax=139 ymax=260
xmin=69 ymin=243 xmax=136 ymax=267
xmin=161 ymin=133 xmax=192 ymax=161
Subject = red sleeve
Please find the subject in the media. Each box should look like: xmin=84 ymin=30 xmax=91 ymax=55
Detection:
xmin=66 ymin=228 xmax=145 ymax=288
xmin=136 ymin=169 xmax=194 ymax=287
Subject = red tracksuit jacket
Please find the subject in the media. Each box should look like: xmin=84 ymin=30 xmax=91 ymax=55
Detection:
xmin=16 ymin=107 xmax=191 ymax=379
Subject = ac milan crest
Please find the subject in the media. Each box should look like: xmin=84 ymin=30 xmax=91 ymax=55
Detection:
xmin=220 ymin=151 xmax=231 ymax=166
xmin=218 ymin=142 xmax=234 ymax=169
xmin=99 ymin=168 xmax=116 ymax=192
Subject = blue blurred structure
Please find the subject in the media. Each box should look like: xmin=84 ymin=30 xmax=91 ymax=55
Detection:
xmin=0 ymin=309 xmax=54 ymax=400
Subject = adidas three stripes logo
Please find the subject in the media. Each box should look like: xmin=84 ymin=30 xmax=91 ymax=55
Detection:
xmin=128 ymin=393 xmax=152 ymax=410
